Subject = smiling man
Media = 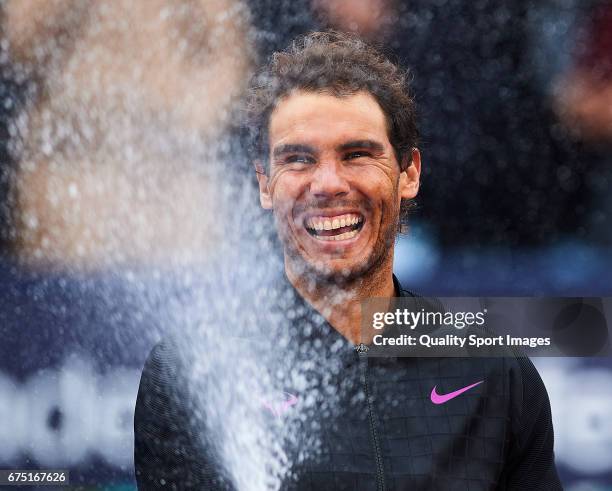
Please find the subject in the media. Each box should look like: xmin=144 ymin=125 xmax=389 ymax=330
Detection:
xmin=254 ymin=88 xmax=420 ymax=343
xmin=248 ymin=34 xmax=421 ymax=346
xmin=134 ymin=31 xmax=562 ymax=490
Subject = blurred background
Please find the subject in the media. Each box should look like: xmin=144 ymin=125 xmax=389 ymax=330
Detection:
xmin=0 ymin=0 xmax=611 ymax=489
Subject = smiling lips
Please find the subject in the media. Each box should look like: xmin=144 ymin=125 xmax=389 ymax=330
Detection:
xmin=305 ymin=213 xmax=364 ymax=241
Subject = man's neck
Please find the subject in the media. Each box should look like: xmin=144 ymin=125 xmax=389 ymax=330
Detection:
xmin=285 ymin=259 xmax=396 ymax=345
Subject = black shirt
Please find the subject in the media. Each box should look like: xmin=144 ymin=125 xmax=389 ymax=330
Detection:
xmin=134 ymin=277 xmax=562 ymax=490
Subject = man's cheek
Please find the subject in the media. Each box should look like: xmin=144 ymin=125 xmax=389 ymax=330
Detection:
xmin=272 ymin=201 xmax=296 ymax=237
xmin=267 ymin=167 xmax=293 ymax=193
xmin=271 ymin=175 xmax=303 ymax=211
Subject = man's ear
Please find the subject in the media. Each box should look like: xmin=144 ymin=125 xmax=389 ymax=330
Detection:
xmin=254 ymin=160 xmax=273 ymax=209
xmin=398 ymin=148 xmax=421 ymax=199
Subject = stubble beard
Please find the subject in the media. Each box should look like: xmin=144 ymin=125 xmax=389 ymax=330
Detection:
xmin=278 ymin=209 xmax=399 ymax=290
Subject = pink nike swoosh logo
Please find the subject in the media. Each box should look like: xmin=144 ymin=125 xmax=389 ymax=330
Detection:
xmin=430 ymin=380 xmax=483 ymax=404
xmin=261 ymin=392 xmax=298 ymax=417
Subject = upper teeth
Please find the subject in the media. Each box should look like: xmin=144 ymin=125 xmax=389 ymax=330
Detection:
xmin=306 ymin=214 xmax=362 ymax=231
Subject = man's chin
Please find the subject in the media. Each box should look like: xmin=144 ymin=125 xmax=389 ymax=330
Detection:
xmin=282 ymin=230 xmax=391 ymax=286
xmin=293 ymin=255 xmax=377 ymax=286
xmin=282 ymin=220 xmax=397 ymax=288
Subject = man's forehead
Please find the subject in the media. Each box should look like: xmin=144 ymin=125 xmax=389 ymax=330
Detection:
xmin=268 ymin=90 xmax=389 ymax=147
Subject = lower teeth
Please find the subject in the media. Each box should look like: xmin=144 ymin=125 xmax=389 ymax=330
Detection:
xmin=315 ymin=229 xmax=359 ymax=241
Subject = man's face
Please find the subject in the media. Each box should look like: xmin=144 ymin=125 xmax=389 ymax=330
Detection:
xmin=257 ymin=90 xmax=420 ymax=282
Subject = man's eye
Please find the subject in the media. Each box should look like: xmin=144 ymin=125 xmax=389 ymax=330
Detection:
xmin=285 ymin=154 xmax=314 ymax=164
xmin=345 ymin=151 xmax=372 ymax=160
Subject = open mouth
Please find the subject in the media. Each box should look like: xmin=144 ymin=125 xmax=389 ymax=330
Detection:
xmin=304 ymin=213 xmax=365 ymax=241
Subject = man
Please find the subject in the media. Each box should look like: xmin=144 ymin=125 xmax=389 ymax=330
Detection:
xmin=134 ymin=31 xmax=562 ymax=490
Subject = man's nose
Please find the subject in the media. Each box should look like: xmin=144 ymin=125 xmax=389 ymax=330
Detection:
xmin=309 ymin=159 xmax=350 ymax=197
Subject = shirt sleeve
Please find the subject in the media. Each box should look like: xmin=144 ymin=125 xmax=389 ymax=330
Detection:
xmin=502 ymin=356 xmax=564 ymax=490
xmin=133 ymin=341 xmax=233 ymax=490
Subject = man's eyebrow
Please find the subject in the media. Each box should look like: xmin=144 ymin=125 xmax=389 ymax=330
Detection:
xmin=272 ymin=144 xmax=317 ymax=158
xmin=336 ymin=140 xmax=384 ymax=153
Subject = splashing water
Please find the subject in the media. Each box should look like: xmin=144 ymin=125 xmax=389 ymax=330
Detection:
xmin=1 ymin=1 xmax=356 ymax=488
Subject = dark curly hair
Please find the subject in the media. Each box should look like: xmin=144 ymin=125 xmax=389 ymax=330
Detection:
xmin=245 ymin=30 xmax=419 ymax=174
